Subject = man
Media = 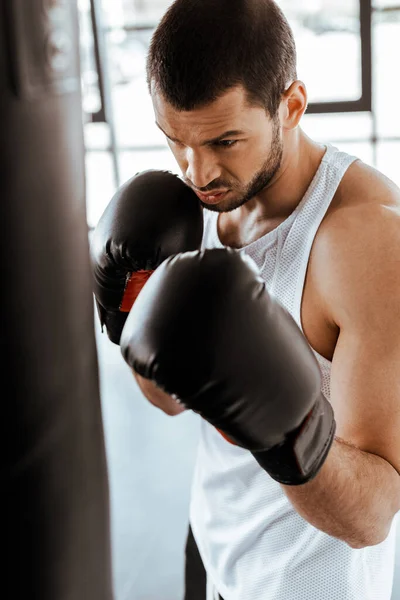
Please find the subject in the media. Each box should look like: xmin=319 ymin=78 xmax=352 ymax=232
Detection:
xmin=131 ymin=0 xmax=400 ymax=598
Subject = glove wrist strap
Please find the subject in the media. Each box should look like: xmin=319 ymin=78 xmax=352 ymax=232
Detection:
xmin=252 ymin=394 xmax=336 ymax=485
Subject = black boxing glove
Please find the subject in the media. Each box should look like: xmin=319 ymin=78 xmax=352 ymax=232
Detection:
xmin=90 ymin=170 xmax=203 ymax=344
xmin=120 ymin=248 xmax=336 ymax=485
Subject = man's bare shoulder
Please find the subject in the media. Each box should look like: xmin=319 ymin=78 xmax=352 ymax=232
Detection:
xmin=310 ymin=159 xmax=400 ymax=327
xmin=316 ymin=158 xmax=400 ymax=257
xmin=331 ymin=158 xmax=400 ymax=213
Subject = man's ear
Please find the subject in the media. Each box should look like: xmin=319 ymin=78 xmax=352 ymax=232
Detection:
xmin=279 ymin=80 xmax=308 ymax=130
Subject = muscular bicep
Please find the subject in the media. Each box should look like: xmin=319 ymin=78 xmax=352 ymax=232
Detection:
xmin=319 ymin=203 xmax=400 ymax=476
xmin=330 ymin=323 xmax=400 ymax=476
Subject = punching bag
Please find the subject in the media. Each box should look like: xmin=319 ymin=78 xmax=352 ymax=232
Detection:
xmin=0 ymin=2 xmax=114 ymax=599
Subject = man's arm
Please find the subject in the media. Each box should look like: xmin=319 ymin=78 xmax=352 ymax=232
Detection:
xmin=281 ymin=181 xmax=400 ymax=549
xmin=282 ymin=435 xmax=400 ymax=549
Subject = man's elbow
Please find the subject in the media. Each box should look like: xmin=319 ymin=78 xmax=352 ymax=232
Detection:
xmin=346 ymin=523 xmax=392 ymax=550
xmin=347 ymin=538 xmax=371 ymax=550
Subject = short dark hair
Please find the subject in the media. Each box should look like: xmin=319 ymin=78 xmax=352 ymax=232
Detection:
xmin=147 ymin=0 xmax=297 ymax=117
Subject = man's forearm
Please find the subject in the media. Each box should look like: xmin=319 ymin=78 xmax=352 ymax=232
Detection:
xmin=281 ymin=437 xmax=400 ymax=549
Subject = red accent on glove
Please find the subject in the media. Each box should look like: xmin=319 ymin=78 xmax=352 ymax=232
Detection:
xmin=120 ymin=270 xmax=154 ymax=312
xmin=215 ymin=427 xmax=238 ymax=446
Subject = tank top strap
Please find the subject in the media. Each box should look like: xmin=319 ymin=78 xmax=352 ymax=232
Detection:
xmin=271 ymin=144 xmax=359 ymax=322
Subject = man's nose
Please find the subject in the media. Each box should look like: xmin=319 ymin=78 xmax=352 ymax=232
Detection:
xmin=185 ymin=148 xmax=221 ymax=190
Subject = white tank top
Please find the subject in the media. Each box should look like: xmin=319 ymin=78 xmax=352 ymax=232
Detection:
xmin=189 ymin=144 xmax=399 ymax=600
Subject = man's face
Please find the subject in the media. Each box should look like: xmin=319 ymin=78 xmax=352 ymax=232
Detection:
xmin=152 ymin=86 xmax=283 ymax=213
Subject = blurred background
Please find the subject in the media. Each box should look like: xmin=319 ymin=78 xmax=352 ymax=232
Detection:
xmin=78 ymin=1 xmax=400 ymax=598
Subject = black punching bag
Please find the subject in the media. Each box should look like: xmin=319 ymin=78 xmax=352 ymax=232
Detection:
xmin=0 ymin=2 xmax=114 ymax=599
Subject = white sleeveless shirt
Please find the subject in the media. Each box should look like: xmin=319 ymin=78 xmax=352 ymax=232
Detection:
xmin=189 ymin=144 xmax=399 ymax=600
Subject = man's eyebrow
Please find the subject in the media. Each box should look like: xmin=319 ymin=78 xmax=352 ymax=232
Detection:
xmin=155 ymin=123 xmax=246 ymax=145
xmin=203 ymin=130 xmax=246 ymax=145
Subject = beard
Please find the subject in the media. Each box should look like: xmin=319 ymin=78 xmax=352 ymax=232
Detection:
xmin=194 ymin=117 xmax=283 ymax=214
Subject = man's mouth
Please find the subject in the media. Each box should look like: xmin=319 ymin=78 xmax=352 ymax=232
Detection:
xmin=195 ymin=190 xmax=229 ymax=204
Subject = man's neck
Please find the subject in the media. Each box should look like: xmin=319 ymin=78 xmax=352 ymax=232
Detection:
xmin=218 ymin=129 xmax=326 ymax=248
xmin=245 ymin=129 xmax=325 ymax=220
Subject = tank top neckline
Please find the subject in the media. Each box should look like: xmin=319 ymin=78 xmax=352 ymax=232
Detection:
xmin=208 ymin=144 xmax=334 ymax=252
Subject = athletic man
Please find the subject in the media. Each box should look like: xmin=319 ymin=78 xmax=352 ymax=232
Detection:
xmin=101 ymin=1 xmax=400 ymax=598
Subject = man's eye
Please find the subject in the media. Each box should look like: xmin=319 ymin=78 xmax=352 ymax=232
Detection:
xmin=216 ymin=140 xmax=238 ymax=148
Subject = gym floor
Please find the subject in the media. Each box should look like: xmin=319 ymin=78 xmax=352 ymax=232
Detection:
xmin=94 ymin=310 xmax=400 ymax=600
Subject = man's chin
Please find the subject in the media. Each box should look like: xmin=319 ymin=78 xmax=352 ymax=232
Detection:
xmin=201 ymin=194 xmax=247 ymax=213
